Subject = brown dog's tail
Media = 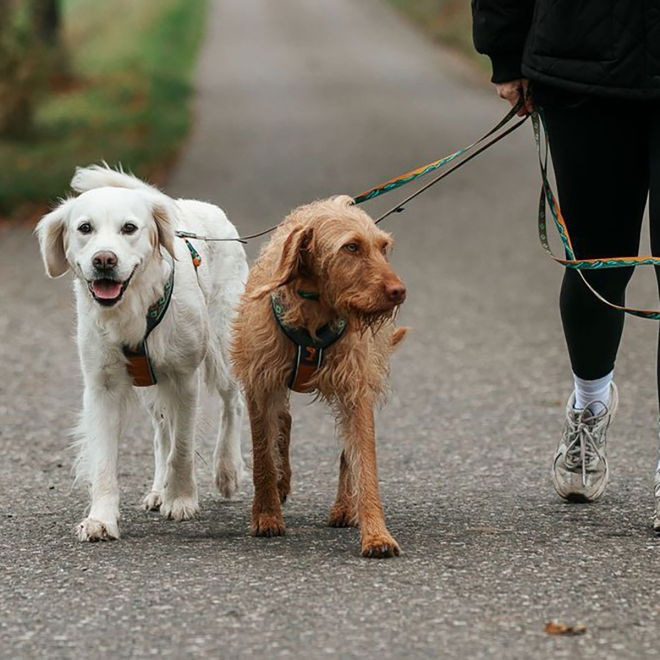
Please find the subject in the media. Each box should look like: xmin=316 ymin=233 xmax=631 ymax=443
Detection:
xmin=391 ymin=327 xmax=408 ymax=349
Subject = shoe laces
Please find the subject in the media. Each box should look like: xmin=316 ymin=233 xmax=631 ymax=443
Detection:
xmin=564 ymin=404 xmax=610 ymax=487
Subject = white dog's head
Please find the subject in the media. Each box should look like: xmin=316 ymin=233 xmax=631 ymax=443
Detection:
xmin=36 ymin=187 xmax=176 ymax=307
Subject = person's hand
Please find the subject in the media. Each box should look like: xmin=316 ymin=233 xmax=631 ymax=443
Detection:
xmin=495 ymin=79 xmax=534 ymax=116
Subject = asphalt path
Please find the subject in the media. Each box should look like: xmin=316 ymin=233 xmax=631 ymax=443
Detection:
xmin=3 ymin=0 xmax=660 ymax=657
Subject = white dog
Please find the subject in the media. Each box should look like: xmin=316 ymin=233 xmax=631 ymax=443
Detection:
xmin=36 ymin=165 xmax=248 ymax=541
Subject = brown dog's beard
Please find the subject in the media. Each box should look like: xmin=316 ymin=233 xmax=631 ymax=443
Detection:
xmin=327 ymin=285 xmax=399 ymax=335
xmin=351 ymin=305 xmax=399 ymax=336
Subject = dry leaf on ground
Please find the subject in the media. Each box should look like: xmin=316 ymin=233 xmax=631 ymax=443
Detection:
xmin=544 ymin=621 xmax=587 ymax=636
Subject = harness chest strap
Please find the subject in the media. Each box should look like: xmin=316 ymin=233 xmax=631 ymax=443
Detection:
xmin=121 ymin=238 xmax=203 ymax=386
xmin=122 ymin=262 xmax=175 ymax=386
xmin=271 ymin=293 xmax=347 ymax=393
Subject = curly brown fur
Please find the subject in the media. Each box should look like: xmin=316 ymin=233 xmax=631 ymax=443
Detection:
xmin=232 ymin=196 xmax=407 ymax=558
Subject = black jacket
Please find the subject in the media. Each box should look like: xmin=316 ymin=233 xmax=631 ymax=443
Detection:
xmin=472 ymin=0 xmax=660 ymax=99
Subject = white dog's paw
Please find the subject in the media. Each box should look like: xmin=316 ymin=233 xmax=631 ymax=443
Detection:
xmin=160 ymin=492 xmax=199 ymax=521
xmin=76 ymin=517 xmax=119 ymax=542
xmin=215 ymin=457 xmax=247 ymax=499
xmin=142 ymin=490 xmax=162 ymax=511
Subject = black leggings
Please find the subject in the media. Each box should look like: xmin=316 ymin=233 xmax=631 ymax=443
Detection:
xmin=536 ymin=84 xmax=660 ymax=394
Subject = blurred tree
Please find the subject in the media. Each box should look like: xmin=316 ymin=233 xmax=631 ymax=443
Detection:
xmin=32 ymin=0 xmax=71 ymax=81
xmin=0 ymin=0 xmax=68 ymax=139
xmin=33 ymin=0 xmax=61 ymax=44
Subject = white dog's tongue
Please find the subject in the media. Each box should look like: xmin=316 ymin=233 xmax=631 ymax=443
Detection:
xmin=92 ymin=280 xmax=122 ymax=299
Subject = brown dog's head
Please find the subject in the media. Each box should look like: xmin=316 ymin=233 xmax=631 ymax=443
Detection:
xmin=253 ymin=196 xmax=406 ymax=327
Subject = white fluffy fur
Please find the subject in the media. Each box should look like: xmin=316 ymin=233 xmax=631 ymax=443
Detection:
xmin=36 ymin=165 xmax=248 ymax=541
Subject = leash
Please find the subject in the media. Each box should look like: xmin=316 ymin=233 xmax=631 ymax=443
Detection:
xmin=175 ymin=228 xmax=276 ymax=245
xmin=174 ymin=103 xmax=526 ymax=243
xmin=373 ymin=114 xmax=528 ymax=224
xmin=532 ymin=111 xmax=660 ymax=320
xmin=353 ymin=101 xmax=524 ymax=207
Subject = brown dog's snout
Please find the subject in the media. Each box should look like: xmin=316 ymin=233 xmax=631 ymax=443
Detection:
xmin=92 ymin=251 xmax=118 ymax=271
xmin=385 ymin=281 xmax=406 ymax=304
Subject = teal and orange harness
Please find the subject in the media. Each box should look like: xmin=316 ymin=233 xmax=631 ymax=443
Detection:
xmin=122 ymin=239 xmax=200 ymax=387
xmin=271 ymin=291 xmax=347 ymax=393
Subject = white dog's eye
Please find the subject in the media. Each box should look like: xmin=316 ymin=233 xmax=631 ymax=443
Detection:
xmin=78 ymin=222 xmax=93 ymax=234
xmin=121 ymin=222 xmax=138 ymax=235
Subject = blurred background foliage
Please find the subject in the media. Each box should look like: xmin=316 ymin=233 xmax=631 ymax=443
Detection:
xmin=388 ymin=0 xmax=487 ymax=69
xmin=0 ymin=0 xmax=207 ymax=219
xmin=0 ymin=0 xmax=483 ymax=221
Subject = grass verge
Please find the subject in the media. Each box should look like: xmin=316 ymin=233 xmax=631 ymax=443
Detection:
xmin=387 ymin=0 xmax=489 ymax=72
xmin=0 ymin=0 xmax=207 ymax=219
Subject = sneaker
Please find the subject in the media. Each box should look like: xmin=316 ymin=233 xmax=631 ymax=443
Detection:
xmin=552 ymin=382 xmax=618 ymax=502
xmin=653 ymin=470 xmax=660 ymax=534
xmin=653 ymin=423 xmax=660 ymax=533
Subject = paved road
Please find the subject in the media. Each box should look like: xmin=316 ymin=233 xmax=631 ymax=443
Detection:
xmin=3 ymin=1 xmax=660 ymax=658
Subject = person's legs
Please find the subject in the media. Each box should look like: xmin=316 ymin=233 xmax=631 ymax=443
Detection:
xmin=540 ymin=88 xmax=649 ymax=383
xmin=536 ymin=84 xmax=649 ymax=500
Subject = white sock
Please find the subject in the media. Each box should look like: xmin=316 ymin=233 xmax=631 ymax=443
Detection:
xmin=573 ymin=371 xmax=613 ymax=415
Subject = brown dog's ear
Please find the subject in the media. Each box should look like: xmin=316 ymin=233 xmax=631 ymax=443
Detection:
xmin=35 ymin=201 xmax=72 ymax=278
xmin=250 ymin=225 xmax=313 ymax=299
xmin=152 ymin=201 xmax=176 ymax=258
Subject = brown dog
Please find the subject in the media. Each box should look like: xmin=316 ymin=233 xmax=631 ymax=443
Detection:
xmin=231 ymin=195 xmax=407 ymax=558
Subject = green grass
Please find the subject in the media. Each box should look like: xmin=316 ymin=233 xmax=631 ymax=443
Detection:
xmin=0 ymin=0 xmax=207 ymax=217
xmin=388 ymin=0 xmax=489 ymax=71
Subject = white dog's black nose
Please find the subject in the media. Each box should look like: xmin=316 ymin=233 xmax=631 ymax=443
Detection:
xmin=92 ymin=251 xmax=118 ymax=271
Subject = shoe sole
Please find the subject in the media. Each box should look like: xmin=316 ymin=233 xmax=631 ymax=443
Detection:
xmin=551 ymin=460 xmax=609 ymax=503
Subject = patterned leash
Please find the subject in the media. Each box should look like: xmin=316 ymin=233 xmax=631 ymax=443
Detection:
xmin=174 ymin=103 xmax=527 ymax=243
xmin=353 ymin=102 xmax=524 ymax=206
xmin=371 ymin=113 xmax=528 ymax=224
xmin=532 ymin=111 xmax=660 ymax=320
xmin=174 ymin=104 xmax=660 ymax=319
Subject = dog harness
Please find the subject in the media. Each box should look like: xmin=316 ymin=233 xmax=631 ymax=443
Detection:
xmin=271 ymin=292 xmax=347 ymax=393
xmin=122 ymin=239 xmax=201 ymax=387
xmin=122 ymin=264 xmax=175 ymax=387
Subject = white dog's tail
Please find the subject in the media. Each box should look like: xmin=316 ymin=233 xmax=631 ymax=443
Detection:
xmin=71 ymin=163 xmax=160 ymax=195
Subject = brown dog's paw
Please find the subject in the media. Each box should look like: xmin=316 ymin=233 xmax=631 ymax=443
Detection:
xmin=360 ymin=533 xmax=400 ymax=558
xmin=328 ymin=505 xmax=357 ymax=528
xmin=252 ymin=513 xmax=286 ymax=537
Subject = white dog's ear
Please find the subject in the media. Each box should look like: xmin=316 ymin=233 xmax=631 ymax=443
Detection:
xmin=35 ymin=201 xmax=71 ymax=278
xmin=152 ymin=202 xmax=176 ymax=258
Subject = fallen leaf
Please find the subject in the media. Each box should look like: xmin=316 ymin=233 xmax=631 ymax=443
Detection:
xmin=544 ymin=621 xmax=587 ymax=636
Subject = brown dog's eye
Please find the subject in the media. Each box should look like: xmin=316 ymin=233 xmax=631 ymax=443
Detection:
xmin=78 ymin=222 xmax=93 ymax=234
xmin=344 ymin=242 xmax=359 ymax=253
xmin=121 ymin=222 xmax=138 ymax=235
